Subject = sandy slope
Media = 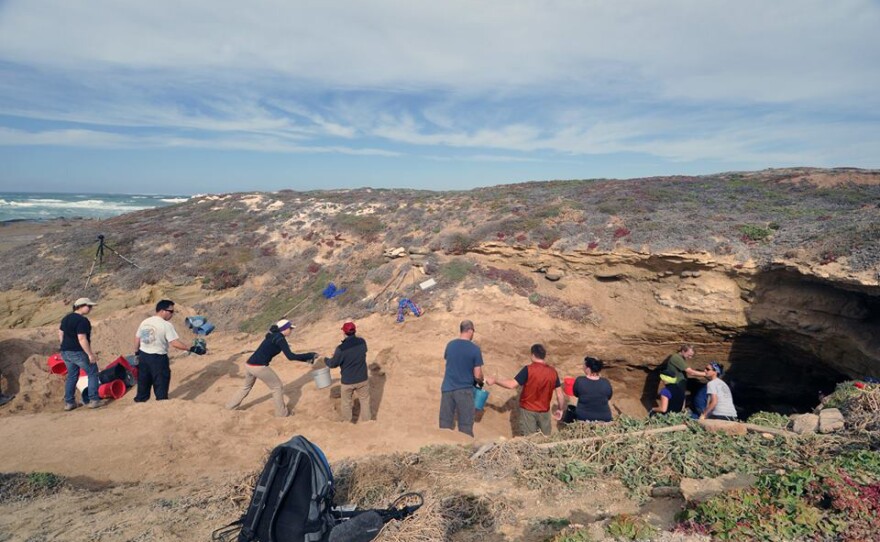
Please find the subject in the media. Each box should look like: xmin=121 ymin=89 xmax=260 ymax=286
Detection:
xmin=0 ymin=288 xmax=645 ymax=486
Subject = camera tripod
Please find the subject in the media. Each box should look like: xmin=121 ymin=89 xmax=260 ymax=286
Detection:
xmin=84 ymin=234 xmax=141 ymax=288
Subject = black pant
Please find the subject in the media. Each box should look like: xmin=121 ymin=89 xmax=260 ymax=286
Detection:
xmin=135 ymin=352 xmax=171 ymax=402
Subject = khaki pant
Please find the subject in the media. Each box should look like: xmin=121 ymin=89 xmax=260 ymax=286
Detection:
xmin=518 ymin=408 xmax=552 ymax=436
xmin=226 ymin=364 xmax=288 ymax=417
xmin=341 ymin=380 xmax=372 ymax=423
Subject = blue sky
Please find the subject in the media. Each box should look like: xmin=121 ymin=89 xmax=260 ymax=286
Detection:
xmin=0 ymin=1 xmax=878 ymax=194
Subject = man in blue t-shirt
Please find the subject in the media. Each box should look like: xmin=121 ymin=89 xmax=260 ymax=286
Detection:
xmin=440 ymin=319 xmax=484 ymax=436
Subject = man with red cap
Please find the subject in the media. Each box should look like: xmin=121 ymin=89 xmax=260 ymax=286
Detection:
xmin=326 ymin=321 xmax=371 ymax=423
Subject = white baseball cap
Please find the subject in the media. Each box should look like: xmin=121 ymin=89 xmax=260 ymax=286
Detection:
xmin=73 ymin=297 xmax=98 ymax=308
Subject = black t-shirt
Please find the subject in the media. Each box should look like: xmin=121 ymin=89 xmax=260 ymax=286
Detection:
xmin=573 ymin=376 xmax=613 ymax=422
xmin=60 ymin=312 xmax=91 ymax=352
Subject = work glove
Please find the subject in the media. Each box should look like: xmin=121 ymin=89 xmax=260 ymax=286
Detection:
xmin=306 ymin=352 xmax=319 ymax=364
xmin=474 ymin=378 xmax=485 ymax=389
xmin=189 ymin=345 xmax=207 ymax=355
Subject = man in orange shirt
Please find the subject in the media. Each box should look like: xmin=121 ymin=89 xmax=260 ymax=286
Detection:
xmin=486 ymin=344 xmax=566 ymax=436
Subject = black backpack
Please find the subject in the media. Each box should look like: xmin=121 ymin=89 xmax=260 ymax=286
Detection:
xmin=217 ymin=435 xmax=336 ymax=542
xmin=213 ymin=436 xmax=422 ymax=542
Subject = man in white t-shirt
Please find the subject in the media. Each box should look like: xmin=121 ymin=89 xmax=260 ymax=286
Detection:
xmin=134 ymin=299 xmax=201 ymax=402
xmin=699 ymin=361 xmax=737 ymax=421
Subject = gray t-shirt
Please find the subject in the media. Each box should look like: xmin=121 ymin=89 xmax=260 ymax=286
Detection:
xmin=706 ymin=378 xmax=736 ymax=418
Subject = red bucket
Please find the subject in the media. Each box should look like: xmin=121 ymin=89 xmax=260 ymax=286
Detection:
xmin=98 ymin=379 xmax=126 ymax=400
xmin=47 ymin=353 xmax=67 ymax=375
xmin=563 ymin=376 xmax=575 ymax=396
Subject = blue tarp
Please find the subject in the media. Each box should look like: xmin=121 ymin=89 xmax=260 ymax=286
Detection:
xmin=322 ymin=282 xmax=347 ymax=299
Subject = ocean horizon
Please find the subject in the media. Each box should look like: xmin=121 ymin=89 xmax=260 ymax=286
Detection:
xmin=0 ymin=192 xmax=189 ymax=222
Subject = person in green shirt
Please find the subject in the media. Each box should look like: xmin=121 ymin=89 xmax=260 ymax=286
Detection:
xmin=662 ymin=344 xmax=706 ymax=391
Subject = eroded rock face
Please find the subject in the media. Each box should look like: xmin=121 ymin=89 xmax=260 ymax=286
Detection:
xmin=471 ymin=244 xmax=879 ymax=413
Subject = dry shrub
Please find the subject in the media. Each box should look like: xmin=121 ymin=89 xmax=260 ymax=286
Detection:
xmin=410 ymin=444 xmax=471 ymax=479
xmin=0 ymin=472 xmax=68 ymax=504
xmin=376 ymin=492 xmax=515 ymax=542
xmin=827 ymin=383 xmax=880 ymax=433
xmin=334 ymin=453 xmax=422 ymax=507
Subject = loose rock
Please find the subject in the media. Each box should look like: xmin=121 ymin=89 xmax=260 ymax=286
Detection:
xmin=697 ymin=418 xmax=748 ymax=436
xmin=790 ymin=413 xmax=819 ymax=435
xmin=680 ymin=472 xmax=757 ymax=503
xmin=544 ymin=267 xmax=565 ymax=281
xmin=819 ymin=408 xmax=845 ymax=433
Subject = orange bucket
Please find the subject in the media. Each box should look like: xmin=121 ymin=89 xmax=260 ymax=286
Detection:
xmin=47 ymin=353 xmax=67 ymax=375
xmin=563 ymin=376 xmax=575 ymax=396
xmin=98 ymin=379 xmax=126 ymax=400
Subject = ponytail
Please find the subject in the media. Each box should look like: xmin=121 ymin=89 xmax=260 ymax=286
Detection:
xmin=269 ymin=324 xmax=280 ymax=333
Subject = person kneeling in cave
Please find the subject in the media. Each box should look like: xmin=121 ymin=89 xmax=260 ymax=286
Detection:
xmin=650 ymin=379 xmax=685 ymax=416
xmin=698 ymin=362 xmax=738 ymax=421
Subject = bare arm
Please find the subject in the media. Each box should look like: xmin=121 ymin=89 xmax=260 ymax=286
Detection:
xmin=554 ymin=387 xmax=566 ymax=420
xmin=58 ymin=329 xmax=63 ymax=345
xmin=652 ymin=394 xmax=669 ymax=413
xmin=473 ymin=366 xmax=484 ymax=382
xmin=169 ymin=339 xmax=190 ymax=352
xmin=77 ymin=333 xmax=96 ymax=362
xmin=686 ymin=367 xmax=707 ymax=378
xmin=489 ymin=377 xmax=519 ymax=389
xmin=701 ymin=394 xmax=718 ymax=419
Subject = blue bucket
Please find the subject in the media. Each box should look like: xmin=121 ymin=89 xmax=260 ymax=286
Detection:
xmin=473 ymin=387 xmax=489 ymax=410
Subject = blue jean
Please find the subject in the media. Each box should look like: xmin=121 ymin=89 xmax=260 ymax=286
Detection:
xmin=62 ymin=350 xmax=99 ymax=405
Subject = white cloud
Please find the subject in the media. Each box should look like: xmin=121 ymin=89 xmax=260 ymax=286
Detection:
xmin=0 ymin=0 xmax=877 ymax=171
xmin=1 ymin=1 xmax=877 ymax=102
xmin=0 ymin=127 xmax=398 ymax=156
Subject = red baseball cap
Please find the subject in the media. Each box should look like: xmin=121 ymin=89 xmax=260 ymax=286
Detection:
xmin=342 ymin=322 xmax=356 ymax=334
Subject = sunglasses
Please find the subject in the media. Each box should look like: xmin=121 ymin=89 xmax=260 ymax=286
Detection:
xmin=165 ymin=309 xmax=175 ymax=314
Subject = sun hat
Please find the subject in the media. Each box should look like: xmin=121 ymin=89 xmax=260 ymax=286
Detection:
xmin=275 ymin=319 xmax=294 ymax=332
xmin=342 ymin=322 xmax=356 ymax=335
xmin=73 ymin=297 xmax=98 ymax=308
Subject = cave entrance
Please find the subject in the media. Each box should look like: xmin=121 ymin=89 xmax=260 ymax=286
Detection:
xmin=723 ymin=332 xmax=848 ymax=419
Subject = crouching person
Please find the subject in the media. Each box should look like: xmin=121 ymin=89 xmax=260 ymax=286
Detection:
xmin=226 ymin=319 xmax=316 ymax=417
xmin=326 ymin=321 xmax=372 ymax=423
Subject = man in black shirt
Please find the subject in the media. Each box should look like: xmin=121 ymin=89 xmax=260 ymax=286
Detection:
xmin=326 ymin=322 xmax=371 ymax=423
xmin=58 ymin=297 xmax=103 ymax=410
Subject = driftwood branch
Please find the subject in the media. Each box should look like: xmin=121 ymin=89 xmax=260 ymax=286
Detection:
xmin=470 ymin=420 xmax=798 ymax=460
xmin=741 ymin=422 xmax=797 ymax=438
xmin=536 ymin=424 xmax=689 ymax=449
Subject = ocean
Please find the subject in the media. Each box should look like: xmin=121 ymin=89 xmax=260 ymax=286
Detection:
xmin=0 ymin=192 xmax=189 ymax=222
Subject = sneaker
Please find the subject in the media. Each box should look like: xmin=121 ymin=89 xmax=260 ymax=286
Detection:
xmin=87 ymin=400 xmax=106 ymax=409
xmin=64 ymin=403 xmax=78 ymax=411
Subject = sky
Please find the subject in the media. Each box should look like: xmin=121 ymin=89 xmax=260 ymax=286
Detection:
xmin=0 ymin=1 xmax=878 ymax=194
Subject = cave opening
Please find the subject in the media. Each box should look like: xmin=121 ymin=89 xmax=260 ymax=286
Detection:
xmin=722 ymin=333 xmax=849 ymax=419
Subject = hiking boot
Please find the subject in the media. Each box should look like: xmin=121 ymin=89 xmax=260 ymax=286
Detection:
xmin=64 ymin=403 xmax=78 ymax=411
xmin=87 ymin=399 xmax=106 ymax=409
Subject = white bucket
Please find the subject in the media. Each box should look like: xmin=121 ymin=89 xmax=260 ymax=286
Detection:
xmin=311 ymin=367 xmax=332 ymax=389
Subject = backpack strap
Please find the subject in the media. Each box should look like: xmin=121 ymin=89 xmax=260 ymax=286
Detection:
xmin=210 ymin=519 xmax=242 ymax=542
xmin=245 ymin=449 xmax=288 ymax=539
